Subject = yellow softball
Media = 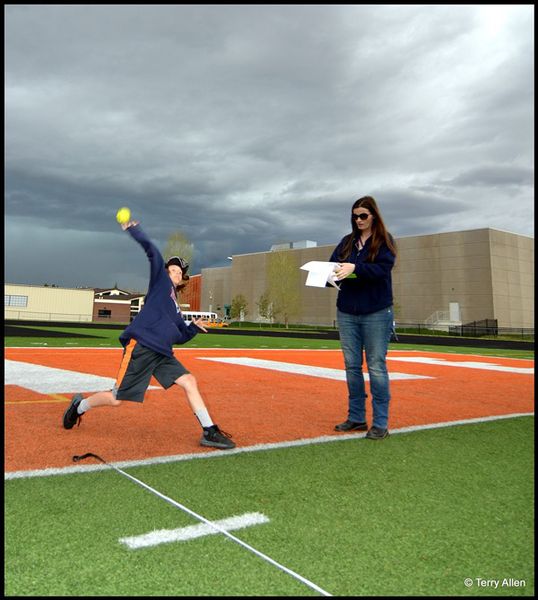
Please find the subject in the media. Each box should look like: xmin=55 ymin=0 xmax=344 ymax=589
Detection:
xmin=116 ymin=207 xmax=131 ymax=224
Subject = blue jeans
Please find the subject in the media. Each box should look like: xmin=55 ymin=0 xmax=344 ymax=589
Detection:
xmin=337 ymin=307 xmax=393 ymax=429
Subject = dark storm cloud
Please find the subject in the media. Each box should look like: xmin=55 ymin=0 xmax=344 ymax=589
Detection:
xmin=445 ymin=166 xmax=534 ymax=188
xmin=5 ymin=4 xmax=533 ymax=290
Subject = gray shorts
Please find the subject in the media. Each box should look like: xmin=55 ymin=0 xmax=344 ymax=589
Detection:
xmin=113 ymin=340 xmax=190 ymax=402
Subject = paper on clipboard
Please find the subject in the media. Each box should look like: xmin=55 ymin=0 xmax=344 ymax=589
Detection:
xmin=300 ymin=261 xmax=341 ymax=289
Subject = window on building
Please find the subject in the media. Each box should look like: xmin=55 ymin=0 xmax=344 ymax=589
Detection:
xmin=5 ymin=295 xmax=28 ymax=307
xmin=98 ymin=309 xmax=112 ymax=318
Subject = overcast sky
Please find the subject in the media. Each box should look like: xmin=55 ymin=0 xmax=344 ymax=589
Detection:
xmin=5 ymin=4 xmax=534 ymax=291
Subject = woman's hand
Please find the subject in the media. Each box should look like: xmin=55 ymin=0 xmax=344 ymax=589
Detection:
xmin=192 ymin=318 xmax=208 ymax=333
xmin=334 ymin=262 xmax=356 ymax=280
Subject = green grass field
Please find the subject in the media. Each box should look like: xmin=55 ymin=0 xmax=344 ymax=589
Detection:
xmin=5 ymin=418 xmax=534 ymax=596
xmin=4 ymin=328 xmax=534 ymax=595
xmin=4 ymin=324 xmax=534 ymax=359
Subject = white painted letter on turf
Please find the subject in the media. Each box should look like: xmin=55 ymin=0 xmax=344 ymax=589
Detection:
xmin=199 ymin=357 xmax=432 ymax=381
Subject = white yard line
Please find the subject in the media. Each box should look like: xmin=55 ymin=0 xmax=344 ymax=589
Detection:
xmin=4 ymin=413 xmax=533 ymax=481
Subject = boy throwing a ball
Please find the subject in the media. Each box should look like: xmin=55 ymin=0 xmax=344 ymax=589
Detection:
xmin=62 ymin=215 xmax=235 ymax=450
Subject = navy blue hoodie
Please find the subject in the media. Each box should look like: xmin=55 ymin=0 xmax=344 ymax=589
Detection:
xmin=329 ymin=234 xmax=395 ymax=315
xmin=119 ymin=224 xmax=200 ymax=357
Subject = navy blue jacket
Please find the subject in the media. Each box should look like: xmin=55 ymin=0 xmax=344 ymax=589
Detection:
xmin=119 ymin=224 xmax=200 ymax=357
xmin=329 ymin=234 xmax=395 ymax=315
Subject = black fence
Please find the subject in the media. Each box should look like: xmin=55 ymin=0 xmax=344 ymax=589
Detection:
xmin=397 ymin=320 xmax=534 ymax=341
xmin=449 ymin=319 xmax=498 ymax=337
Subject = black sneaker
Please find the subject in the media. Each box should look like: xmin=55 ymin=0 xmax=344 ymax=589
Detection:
xmin=63 ymin=394 xmax=83 ymax=429
xmin=366 ymin=426 xmax=389 ymax=440
xmin=201 ymin=425 xmax=236 ymax=450
xmin=334 ymin=420 xmax=368 ymax=432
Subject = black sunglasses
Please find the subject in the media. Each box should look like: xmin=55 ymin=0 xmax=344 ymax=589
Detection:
xmin=352 ymin=212 xmax=371 ymax=221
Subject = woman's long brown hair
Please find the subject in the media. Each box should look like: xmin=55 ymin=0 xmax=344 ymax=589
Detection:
xmin=338 ymin=196 xmax=397 ymax=262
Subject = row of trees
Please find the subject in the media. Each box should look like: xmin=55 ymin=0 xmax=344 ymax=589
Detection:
xmin=230 ymin=249 xmax=301 ymax=328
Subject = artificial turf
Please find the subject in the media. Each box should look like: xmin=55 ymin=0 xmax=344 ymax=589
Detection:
xmin=4 ymin=417 xmax=534 ymax=596
xmin=4 ymin=325 xmax=533 ymax=359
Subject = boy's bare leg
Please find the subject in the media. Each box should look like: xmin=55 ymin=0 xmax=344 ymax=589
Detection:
xmin=63 ymin=389 xmax=119 ymax=429
xmin=174 ymin=373 xmax=235 ymax=449
xmin=84 ymin=390 xmax=122 ymax=408
xmin=174 ymin=373 xmax=206 ymax=413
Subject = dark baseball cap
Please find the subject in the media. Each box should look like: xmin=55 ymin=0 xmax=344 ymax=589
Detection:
xmin=165 ymin=256 xmax=189 ymax=274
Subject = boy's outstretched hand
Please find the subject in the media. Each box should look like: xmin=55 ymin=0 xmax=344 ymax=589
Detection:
xmin=193 ymin=318 xmax=208 ymax=333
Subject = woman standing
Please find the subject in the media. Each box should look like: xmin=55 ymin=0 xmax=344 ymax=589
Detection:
xmin=331 ymin=196 xmax=397 ymax=440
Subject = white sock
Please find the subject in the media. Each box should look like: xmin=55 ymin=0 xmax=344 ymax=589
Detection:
xmin=77 ymin=399 xmax=90 ymax=415
xmin=194 ymin=408 xmax=214 ymax=429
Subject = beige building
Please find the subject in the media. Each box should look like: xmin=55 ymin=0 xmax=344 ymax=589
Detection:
xmin=201 ymin=228 xmax=534 ymax=329
xmin=201 ymin=266 xmax=233 ymax=314
xmin=5 ymin=283 xmax=95 ymax=322
xmin=393 ymin=229 xmax=534 ymax=328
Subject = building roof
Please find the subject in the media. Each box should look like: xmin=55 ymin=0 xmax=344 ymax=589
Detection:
xmin=93 ymin=287 xmax=145 ymax=300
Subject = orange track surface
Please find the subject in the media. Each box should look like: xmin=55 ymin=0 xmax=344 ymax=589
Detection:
xmin=4 ymin=348 xmax=534 ymax=472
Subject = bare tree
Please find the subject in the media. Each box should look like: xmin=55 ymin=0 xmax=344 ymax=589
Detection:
xmin=163 ymin=231 xmax=194 ymax=265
